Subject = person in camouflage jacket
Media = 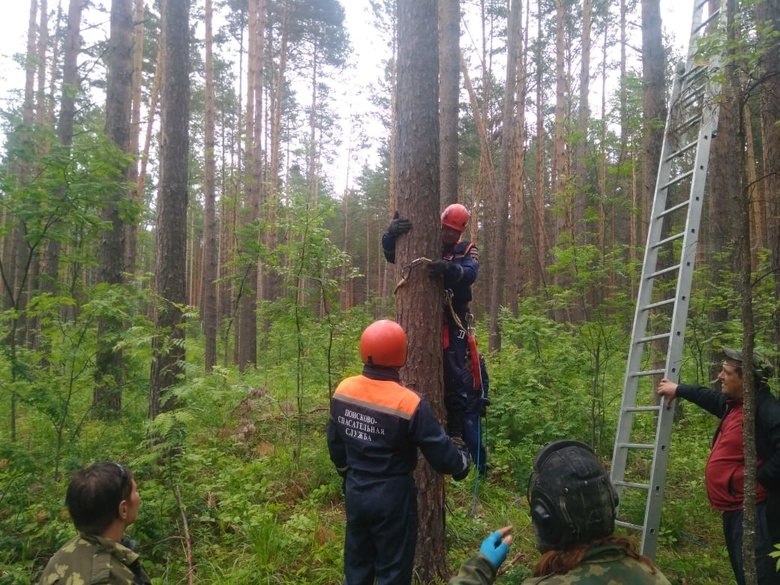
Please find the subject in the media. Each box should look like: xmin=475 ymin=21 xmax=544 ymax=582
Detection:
xmin=449 ymin=441 xmax=671 ymax=585
xmin=449 ymin=527 xmax=512 ymax=584
xmin=38 ymin=462 xmax=151 ymax=585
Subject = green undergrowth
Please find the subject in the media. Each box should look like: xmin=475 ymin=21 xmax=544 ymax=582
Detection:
xmin=0 ymin=303 xmax=749 ymax=583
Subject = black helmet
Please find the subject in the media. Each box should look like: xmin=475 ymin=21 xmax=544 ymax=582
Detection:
xmin=529 ymin=440 xmax=618 ymax=553
xmin=722 ymin=347 xmax=774 ymax=384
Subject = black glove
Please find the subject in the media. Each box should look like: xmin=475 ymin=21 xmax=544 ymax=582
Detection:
xmin=453 ymin=456 xmax=471 ymax=481
xmin=479 ymin=396 xmax=490 ymax=417
xmin=451 ymin=435 xmax=467 ymax=451
xmin=386 ymin=211 xmax=412 ymax=237
xmin=451 ymin=436 xmax=471 ymax=481
xmin=428 ymin=259 xmax=451 ymax=275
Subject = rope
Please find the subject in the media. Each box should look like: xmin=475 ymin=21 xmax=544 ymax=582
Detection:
xmin=393 ymin=254 xmax=487 ymax=516
xmin=393 ymin=256 xmax=433 ymax=293
xmin=468 ymin=398 xmax=488 ymax=517
xmin=444 ymin=288 xmax=468 ymax=333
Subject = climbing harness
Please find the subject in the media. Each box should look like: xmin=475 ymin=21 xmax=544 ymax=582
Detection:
xmin=393 ymin=251 xmax=490 ymax=508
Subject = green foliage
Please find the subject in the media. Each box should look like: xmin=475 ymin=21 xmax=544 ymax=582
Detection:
xmin=3 ymin=269 xmax=761 ymax=584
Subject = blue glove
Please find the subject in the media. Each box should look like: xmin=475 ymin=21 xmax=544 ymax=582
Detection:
xmin=480 ymin=530 xmax=510 ymax=569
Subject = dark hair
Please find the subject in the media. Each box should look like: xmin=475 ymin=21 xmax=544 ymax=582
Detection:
xmin=65 ymin=462 xmax=134 ymax=535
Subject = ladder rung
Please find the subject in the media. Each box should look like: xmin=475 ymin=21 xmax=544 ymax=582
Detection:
xmin=693 ymin=8 xmax=721 ymax=36
xmin=614 ymin=480 xmax=651 ymax=490
xmin=660 ymin=168 xmax=695 ymax=191
xmin=624 ymin=405 xmax=662 ymax=413
xmin=665 ymin=139 xmax=698 ymax=162
xmin=651 ymin=229 xmax=685 ymax=247
xmin=648 ymin=264 xmax=680 ymax=279
xmin=677 ymin=85 xmax=705 ymax=109
xmin=637 ymin=332 xmax=672 ymax=344
xmin=642 ymin=297 xmax=675 ymax=311
xmin=616 ymin=520 xmax=644 ymax=532
xmin=681 ymin=65 xmax=707 ymax=85
xmin=618 ymin=442 xmax=655 ymax=450
xmin=671 ymin=112 xmax=702 ymax=134
xmin=630 ymin=369 xmax=666 ymax=378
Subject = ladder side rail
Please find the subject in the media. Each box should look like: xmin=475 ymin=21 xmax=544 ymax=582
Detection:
xmin=612 ymin=0 xmax=718 ymax=554
xmin=610 ymin=66 xmax=687 ymax=492
xmin=640 ymin=67 xmax=722 ymax=559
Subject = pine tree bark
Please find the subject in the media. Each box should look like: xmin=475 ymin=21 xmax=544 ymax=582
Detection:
xmin=150 ymin=0 xmax=190 ymax=419
xmin=754 ymin=0 xmax=780 ymax=367
xmin=125 ymin=0 xmax=145 ymax=275
xmin=532 ymin=2 xmax=548 ymax=291
xmin=574 ymin=0 xmax=591 ymax=246
xmin=552 ymin=0 xmax=568 ymax=237
xmin=489 ymin=0 xmax=522 ymax=352
xmin=238 ymin=0 xmax=264 ymax=369
xmin=507 ymin=2 xmax=528 ymax=314
xmin=95 ymin=0 xmax=134 ymax=416
xmin=42 ymin=0 xmax=84 ymax=296
xmin=439 ymin=0 xmax=459 ymax=208
xmin=706 ymin=11 xmax=742 ymax=332
xmin=641 ymin=0 xmax=665 ymax=249
xmin=202 ymin=0 xmax=218 ymax=371
xmin=396 ymin=0 xmax=448 ymax=581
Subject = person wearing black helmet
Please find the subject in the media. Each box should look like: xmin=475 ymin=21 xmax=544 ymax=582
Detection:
xmin=449 ymin=440 xmax=670 ymax=584
xmin=327 ymin=319 xmax=471 ymax=585
xmin=382 ymin=204 xmax=488 ymax=477
xmin=657 ymin=347 xmax=780 ymax=585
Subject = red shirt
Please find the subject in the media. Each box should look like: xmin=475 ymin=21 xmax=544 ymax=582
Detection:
xmin=705 ymin=400 xmax=768 ymax=510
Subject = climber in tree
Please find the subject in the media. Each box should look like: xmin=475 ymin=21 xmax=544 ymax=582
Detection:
xmin=382 ymin=204 xmax=488 ymax=476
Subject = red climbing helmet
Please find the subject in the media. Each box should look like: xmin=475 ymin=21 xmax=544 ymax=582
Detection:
xmin=360 ymin=320 xmax=408 ymax=368
xmin=441 ymin=203 xmax=470 ymax=232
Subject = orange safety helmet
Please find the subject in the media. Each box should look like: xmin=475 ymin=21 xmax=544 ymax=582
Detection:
xmin=441 ymin=203 xmax=470 ymax=232
xmin=360 ymin=320 xmax=408 ymax=368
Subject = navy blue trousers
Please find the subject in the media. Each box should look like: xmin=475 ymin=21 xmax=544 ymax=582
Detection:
xmin=343 ymin=474 xmax=417 ymax=585
xmin=722 ymin=502 xmax=780 ymax=585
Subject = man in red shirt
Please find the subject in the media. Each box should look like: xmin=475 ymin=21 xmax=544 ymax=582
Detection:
xmin=657 ymin=347 xmax=780 ymax=585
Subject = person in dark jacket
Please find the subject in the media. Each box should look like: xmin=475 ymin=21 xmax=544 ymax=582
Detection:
xmin=382 ymin=204 xmax=488 ymax=476
xmin=657 ymin=347 xmax=780 ymax=585
xmin=327 ymin=319 xmax=471 ymax=585
xmin=38 ymin=462 xmax=152 ymax=585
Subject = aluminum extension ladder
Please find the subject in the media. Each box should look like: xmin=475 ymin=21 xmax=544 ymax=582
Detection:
xmin=609 ymin=0 xmax=723 ymax=560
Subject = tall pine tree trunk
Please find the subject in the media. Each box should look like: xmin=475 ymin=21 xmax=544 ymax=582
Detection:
xmin=238 ymin=0 xmax=264 ymax=369
xmin=489 ymin=0 xmax=522 ymax=352
xmin=150 ymin=0 xmax=190 ymax=418
xmin=439 ymin=0 xmax=459 ymax=208
xmin=396 ymin=0 xmax=448 ymax=581
xmin=202 ymin=0 xmax=218 ymax=371
xmin=125 ymin=0 xmax=145 ymax=276
xmin=532 ymin=3 xmax=548 ymax=292
xmin=42 ymin=0 xmax=83 ymax=297
xmin=507 ymin=1 xmax=528 ymax=315
xmin=755 ymin=0 xmax=780 ymax=368
xmin=641 ymin=0 xmax=665 ymax=248
xmin=95 ymin=0 xmax=133 ymax=417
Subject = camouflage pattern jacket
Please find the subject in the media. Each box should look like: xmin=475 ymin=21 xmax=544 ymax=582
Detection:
xmin=448 ymin=553 xmax=497 ymax=585
xmin=521 ymin=545 xmax=671 ymax=584
xmin=38 ymin=532 xmax=152 ymax=585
